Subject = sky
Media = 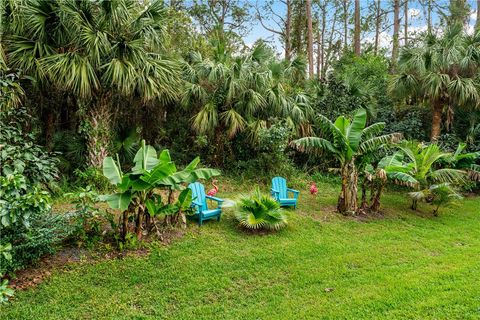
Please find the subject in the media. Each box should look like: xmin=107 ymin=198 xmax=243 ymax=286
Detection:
xmin=242 ymin=0 xmax=480 ymax=54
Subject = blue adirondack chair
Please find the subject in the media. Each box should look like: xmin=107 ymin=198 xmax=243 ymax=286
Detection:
xmin=188 ymin=182 xmax=224 ymax=225
xmin=271 ymin=176 xmax=299 ymax=208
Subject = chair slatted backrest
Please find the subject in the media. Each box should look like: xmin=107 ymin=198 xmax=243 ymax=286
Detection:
xmin=188 ymin=182 xmax=207 ymax=211
xmin=272 ymin=176 xmax=287 ymax=199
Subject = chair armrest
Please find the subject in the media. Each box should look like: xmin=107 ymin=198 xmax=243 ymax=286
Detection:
xmin=206 ymin=195 xmax=224 ymax=203
xmin=287 ymin=188 xmax=299 ymax=200
xmin=192 ymin=200 xmax=203 ymax=207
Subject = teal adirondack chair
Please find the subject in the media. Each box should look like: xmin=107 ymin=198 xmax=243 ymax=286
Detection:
xmin=188 ymin=182 xmax=224 ymax=225
xmin=271 ymin=176 xmax=299 ymax=208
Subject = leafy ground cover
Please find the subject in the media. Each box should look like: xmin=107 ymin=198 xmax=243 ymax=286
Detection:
xmin=2 ymin=180 xmax=480 ymax=320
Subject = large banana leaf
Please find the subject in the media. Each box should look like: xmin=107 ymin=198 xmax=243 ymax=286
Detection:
xmin=334 ymin=116 xmax=350 ymax=136
xmin=158 ymin=149 xmax=171 ymax=164
xmin=156 ymin=168 xmax=220 ymax=187
xmin=132 ymin=142 xmax=159 ymax=174
xmin=103 ymin=156 xmax=123 ymax=185
xmin=177 ymin=188 xmax=192 ymax=210
xmin=387 ymin=171 xmax=419 ymax=188
xmin=101 ymin=192 xmax=132 ymax=211
xmin=347 ymin=108 xmax=367 ymax=152
xmin=184 ymin=156 xmax=200 ymax=171
xmin=378 ymin=152 xmax=404 ymax=169
xmin=141 ymin=162 xmax=177 ymax=185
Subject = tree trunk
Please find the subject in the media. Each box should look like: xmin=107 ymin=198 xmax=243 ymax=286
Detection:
xmin=360 ymin=176 xmax=369 ymax=210
xmin=370 ymin=181 xmax=385 ymax=212
xmin=122 ymin=211 xmax=129 ymax=241
xmin=316 ymin=30 xmax=321 ymax=78
xmin=285 ymin=0 xmax=292 ymax=61
xmin=427 ymin=0 xmax=432 ymax=33
xmin=86 ymin=94 xmax=111 ymax=168
xmin=136 ymin=206 xmax=144 ymax=240
xmin=320 ymin=4 xmax=326 ymax=79
xmin=404 ymin=0 xmax=408 ymax=45
xmin=354 ymin=0 xmax=361 ymax=55
xmin=306 ymin=0 xmax=314 ymax=78
xmin=476 ymin=0 xmax=480 ymax=31
xmin=374 ymin=0 xmax=381 ymax=54
xmin=431 ymin=100 xmax=443 ymax=141
xmin=323 ymin=8 xmax=338 ymax=79
xmin=391 ymin=0 xmax=400 ymax=72
xmin=343 ymin=0 xmax=349 ymax=51
xmin=337 ymin=160 xmax=358 ymax=215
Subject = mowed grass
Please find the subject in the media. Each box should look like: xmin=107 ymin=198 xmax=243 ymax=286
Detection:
xmin=2 ymin=180 xmax=480 ymax=320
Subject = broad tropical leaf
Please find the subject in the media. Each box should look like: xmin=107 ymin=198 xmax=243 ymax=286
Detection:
xmin=102 ymin=156 xmax=122 ymax=185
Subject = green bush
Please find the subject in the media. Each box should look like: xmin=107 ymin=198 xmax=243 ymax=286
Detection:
xmin=0 ymin=111 xmax=59 ymax=186
xmin=65 ymin=186 xmax=109 ymax=248
xmin=235 ymin=187 xmax=287 ymax=231
xmin=231 ymin=122 xmax=296 ymax=178
xmin=0 ymin=175 xmax=72 ymax=275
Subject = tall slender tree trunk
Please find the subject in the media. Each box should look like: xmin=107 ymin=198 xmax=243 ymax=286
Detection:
xmin=374 ymin=0 xmax=381 ymax=54
xmin=337 ymin=160 xmax=358 ymax=215
xmin=427 ymin=0 xmax=432 ymax=33
xmin=476 ymin=0 xmax=480 ymax=31
xmin=404 ymin=0 xmax=408 ymax=45
xmin=431 ymin=100 xmax=443 ymax=141
xmin=320 ymin=4 xmax=327 ymax=79
xmin=323 ymin=9 xmax=338 ymax=79
xmin=306 ymin=0 xmax=314 ymax=78
xmin=343 ymin=0 xmax=349 ymax=51
xmin=391 ymin=0 xmax=400 ymax=72
xmin=285 ymin=0 xmax=292 ymax=61
xmin=354 ymin=0 xmax=361 ymax=55
xmin=316 ymin=31 xmax=321 ymax=78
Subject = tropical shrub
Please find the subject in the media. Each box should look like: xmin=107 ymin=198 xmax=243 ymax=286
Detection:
xmin=381 ymin=141 xmax=468 ymax=213
xmin=235 ymin=187 xmax=287 ymax=231
xmin=410 ymin=183 xmax=462 ymax=216
xmin=101 ymin=141 xmax=220 ymax=240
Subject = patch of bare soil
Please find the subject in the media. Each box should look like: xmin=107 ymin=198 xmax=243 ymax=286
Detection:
xmin=6 ymin=228 xmax=186 ymax=291
xmin=349 ymin=209 xmax=386 ymax=222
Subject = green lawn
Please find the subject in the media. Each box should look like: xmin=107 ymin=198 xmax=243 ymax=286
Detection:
xmin=2 ymin=181 xmax=480 ymax=319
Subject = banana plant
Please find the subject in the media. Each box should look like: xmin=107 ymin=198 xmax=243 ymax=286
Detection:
xmin=101 ymin=140 xmax=220 ymax=240
xmin=292 ymin=108 xmax=401 ymax=214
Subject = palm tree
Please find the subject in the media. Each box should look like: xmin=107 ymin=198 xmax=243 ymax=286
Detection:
xmin=181 ymin=42 xmax=312 ymax=165
xmin=4 ymin=0 xmax=181 ymax=167
xmin=292 ymin=108 xmax=401 ymax=214
xmin=390 ymin=23 xmax=480 ymax=141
